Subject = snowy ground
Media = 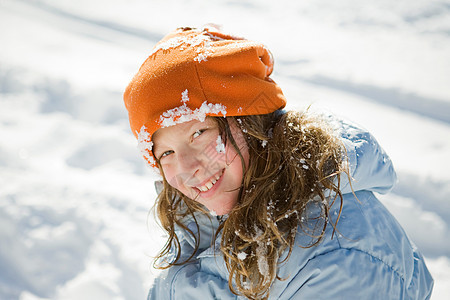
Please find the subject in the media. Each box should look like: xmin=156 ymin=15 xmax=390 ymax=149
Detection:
xmin=1 ymin=0 xmax=449 ymax=299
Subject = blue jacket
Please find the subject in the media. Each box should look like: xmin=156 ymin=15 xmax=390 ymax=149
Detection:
xmin=148 ymin=116 xmax=434 ymax=299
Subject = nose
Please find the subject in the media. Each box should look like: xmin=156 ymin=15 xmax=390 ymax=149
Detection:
xmin=176 ymin=148 xmax=203 ymax=184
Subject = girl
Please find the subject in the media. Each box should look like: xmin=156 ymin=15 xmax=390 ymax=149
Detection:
xmin=124 ymin=27 xmax=434 ymax=299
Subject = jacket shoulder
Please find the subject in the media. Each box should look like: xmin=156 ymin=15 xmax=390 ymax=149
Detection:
xmin=325 ymin=114 xmax=397 ymax=194
xmin=270 ymin=191 xmax=433 ymax=299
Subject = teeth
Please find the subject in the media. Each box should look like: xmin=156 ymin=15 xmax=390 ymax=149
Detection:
xmin=197 ymin=170 xmax=223 ymax=192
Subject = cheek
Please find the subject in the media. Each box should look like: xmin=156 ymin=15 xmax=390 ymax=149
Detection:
xmin=225 ymin=137 xmax=249 ymax=169
xmin=161 ymin=166 xmax=180 ymax=189
xmin=162 ymin=166 xmax=193 ymax=196
xmin=224 ymin=145 xmax=248 ymax=184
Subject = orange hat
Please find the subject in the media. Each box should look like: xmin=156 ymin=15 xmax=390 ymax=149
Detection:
xmin=124 ymin=26 xmax=286 ymax=168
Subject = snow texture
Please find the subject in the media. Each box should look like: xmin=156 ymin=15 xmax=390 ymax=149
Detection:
xmin=136 ymin=125 xmax=155 ymax=167
xmin=256 ymin=241 xmax=270 ymax=280
xmin=150 ymin=28 xmax=214 ymax=62
xmin=158 ymin=90 xmax=227 ymax=127
xmin=1 ymin=0 xmax=450 ymax=299
xmin=216 ymin=135 xmax=226 ymax=153
xmin=181 ymin=89 xmax=189 ymax=103
xmin=237 ymin=252 xmax=248 ymax=261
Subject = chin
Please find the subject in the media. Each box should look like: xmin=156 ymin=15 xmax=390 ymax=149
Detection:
xmin=205 ymin=199 xmax=236 ymax=216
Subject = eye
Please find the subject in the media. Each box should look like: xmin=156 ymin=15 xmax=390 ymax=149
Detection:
xmin=159 ymin=150 xmax=174 ymax=159
xmin=192 ymin=129 xmax=206 ymax=139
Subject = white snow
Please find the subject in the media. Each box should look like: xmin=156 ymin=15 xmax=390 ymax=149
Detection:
xmin=254 ymin=227 xmax=270 ymax=281
xmin=136 ymin=125 xmax=155 ymax=167
xmin=216 ymin=135 xmax=226 ymax=153
xmin=256 ymin=243 xmax=269 ymax=280
xmin=237 ymin=252 xmax=248 ymax=261
xmin=1 ymin=0 xmax=450 ymax=299
xmin=159 ymin=90 xmax=227 ymax=127
xmin=149 ymin=29 xmax=214 ymax=62
xmin=181 ymin=89 xmax=189 ymax=103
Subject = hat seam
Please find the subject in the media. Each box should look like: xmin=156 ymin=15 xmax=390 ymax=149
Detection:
xmin=193 ymin=62 xmax=209 ymax=103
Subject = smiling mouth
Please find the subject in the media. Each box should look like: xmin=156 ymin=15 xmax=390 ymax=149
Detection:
xmin=195 ymin=169 xmax=225 ymax=192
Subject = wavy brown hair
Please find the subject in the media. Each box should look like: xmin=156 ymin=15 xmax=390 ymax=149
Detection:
xmin=153 ymin=109 xmax=347 ymax=299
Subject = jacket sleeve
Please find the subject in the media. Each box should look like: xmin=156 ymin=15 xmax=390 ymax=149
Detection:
xmin=278 ymin=248 xmax=406 ymax=300
xmin=336 ymin=117 xmax=397 ymax=194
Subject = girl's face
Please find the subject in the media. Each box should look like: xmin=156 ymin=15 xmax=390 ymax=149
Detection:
xmin=152 ymin=118 xmax=249 ymax=215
